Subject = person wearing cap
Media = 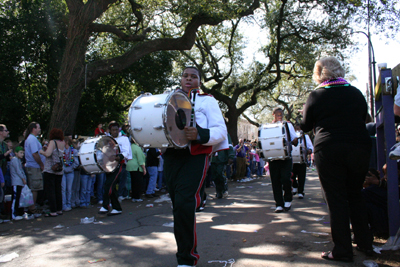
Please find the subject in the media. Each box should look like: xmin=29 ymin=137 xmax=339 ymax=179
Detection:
xmin=269 ymin=107 xmax=298 ymax=213
xmin=10 ymin=146 xmax=32 ymax=220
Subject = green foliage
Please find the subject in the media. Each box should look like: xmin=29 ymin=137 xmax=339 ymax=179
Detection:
xmin=0 ymin=0 xmax=67 ymax=139
xmin=75 ymin=51 xmax=176 ymax=135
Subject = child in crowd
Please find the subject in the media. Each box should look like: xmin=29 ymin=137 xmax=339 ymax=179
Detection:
xmin=10 ymin=147 xmax=33 ymax=220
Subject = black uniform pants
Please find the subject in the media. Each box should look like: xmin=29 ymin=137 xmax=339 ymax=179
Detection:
xmin=102 ymin=166 xmax=123 ymax=211
xmin=269 ymin=158 xmax=293 ymax=207
xmin=164 ymin=148 xmax=208 ymax=266
xmin=292 ymin=163 xmax=307 ymax=194
xmin=315 ymin=143 xmax=372 ymax=259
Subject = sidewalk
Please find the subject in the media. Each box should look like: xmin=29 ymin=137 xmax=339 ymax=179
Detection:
xmin=0 ymin=170 xmax=397 ymax=266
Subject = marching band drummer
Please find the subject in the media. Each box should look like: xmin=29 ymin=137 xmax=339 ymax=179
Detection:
xmin=291 ymin=123 xmax=313 ymax=199
xmin=163 ymin=66 xmax=228 ymax=267
xmin=98 ymin=121 xmax=132 ymax=216
xmin=269 ymin=107 xmax=298 ymax=213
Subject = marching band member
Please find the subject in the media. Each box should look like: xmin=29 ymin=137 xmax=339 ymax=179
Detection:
xmin=98 ymin=121 xmax=132 ymax=216
xmin=291 ymin=123 xmax=313 ymax=199
xmin=163 ymin=67 xmax=228 ymax=267
xmin=269 ymin=107 xmax=298 ymax=213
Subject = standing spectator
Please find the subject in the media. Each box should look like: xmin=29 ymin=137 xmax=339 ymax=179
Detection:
xmin=0 ymin=168 xmax=4 ymax=221
xmin=234 ymin=139 xmax=248 ymax=182
xmin=145 ymin=148 xmax=160 ymax=198
xmin=70 ymin=139 xmax=81 ymax=208
xmin=10 ymin=146 xmax=31 ymax=220
xmin=115 ymin=125 xmax=132 ymax=201
xmin=61 ymin=136 xmax=79 ymax=211
xmin=80 ymin=170 xmax=94 ymax=208
xmin=94 ymin=123 xmax=105 ymax=136
xmin=301 ymin=56 xmax=373 ymax=262
xmin=126 ymin=141 xmax=146 ymax=202
xmin=23 ymin=122 xmax=45 ymax=217
xmin=39 ymin=128 xmax=65 ymax=217
xmin=157 ymin=153 xmax=164 ymax=191
xmin=0 ymin=125 xmax=12 ymax=190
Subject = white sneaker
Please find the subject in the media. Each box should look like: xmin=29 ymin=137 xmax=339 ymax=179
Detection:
xmin=13 ymin=216 xmax=24 ymax=221
xmin=33 ymin=213 xmax=42 ymax=218
xmin=118 ymin=196 xmax=124 ymax=202
xmin=389 ymin=143 xmax=400 ymax=159
xmin=23 ymin=213 xmax=35 ymax=220
xmin=63 ymin=207 xmax=72 ymax=212
xmin=98 ymin=207 xmax=108 ymax=214
xmin=284 ymin=202 xmax=292 ymax=211
xmin=107 ymin=209 xmax=122 ymax=216
xmin=177 ymin=265 xmax=196 ymax=267
xmin=292 ymin=188 xmax=298 ymax=195
xmin=154 ymin=188 xmax=160 ymax=191
xmin=274 ymin=206 xmax=284 ymax=213
xmin=98 ymin=200 xmax=103 ymax=205
xmin=298 ymin=193 xmax=304 ymax=199
xmin=132 ymin=198 xmax=143 ymax=202
xmin=222 ymin=191 xmax=229 ymax=198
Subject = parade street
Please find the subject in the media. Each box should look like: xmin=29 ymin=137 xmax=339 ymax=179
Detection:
xmin=0 ymin=170 xmax=395 ymax=267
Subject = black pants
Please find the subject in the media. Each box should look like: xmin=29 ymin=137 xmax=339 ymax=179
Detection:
xmin=164 ymin=148 xmax=208 ymax=266
xmin=269 ymin=158 xmax=293 ymax=207
xmin=130 ymin=170 xmax=143 ymax=199
xmin=315 ymin=143 xmax=372 ymax=258
xmin=292 ymin=163 xmax=307 ymax=194
xmin=211 ymin=162 xmax=227 ymax=196
xmin=12 ymin=185 xmax=24 ymax=218
xmin=102 ymin=166 xmax=122 ymax=211
xmin=43 ymin=172 xmax=62 ymax=213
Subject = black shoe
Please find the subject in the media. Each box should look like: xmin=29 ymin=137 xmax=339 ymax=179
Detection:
xmin=216 ymin=192 xmax=222 ymax=199
xmin=356 ymin=246 xmax=374 ymax=256
xmin=151 ymin=193 xmax=158 ymax=197
xmin=145 ymin=194 xmax=154 ymax=198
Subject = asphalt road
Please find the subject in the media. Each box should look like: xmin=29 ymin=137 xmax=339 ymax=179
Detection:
xmin=0 ymin=170 xmax=380 ymax=266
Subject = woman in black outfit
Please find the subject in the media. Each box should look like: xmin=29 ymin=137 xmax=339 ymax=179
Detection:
xmin=300 ymin=57 xmax=373 ymax=262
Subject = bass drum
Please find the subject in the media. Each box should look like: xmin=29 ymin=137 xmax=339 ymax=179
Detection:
xmin=292 ymin=132 xmax=307 ymax=164
xmin=78 ymin=136 xmax=120 ymax=174
xmin=258 ymin=122 xmax=291 ymax=161
xmin=128 ymin=90 xmax=192 ymax=148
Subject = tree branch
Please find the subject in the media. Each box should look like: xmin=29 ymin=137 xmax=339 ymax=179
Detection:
xmin=90 ymin=23 xmax=151 ymax=41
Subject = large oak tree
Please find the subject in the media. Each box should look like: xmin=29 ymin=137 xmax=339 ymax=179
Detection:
xmin=49 ymin=0 xmax=260 ymax=134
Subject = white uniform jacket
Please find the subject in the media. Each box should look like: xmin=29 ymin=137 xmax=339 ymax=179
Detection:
xmin=190 ymin=93 xmax=229 ymax=154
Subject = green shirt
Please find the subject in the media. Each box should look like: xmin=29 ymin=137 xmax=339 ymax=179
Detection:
xmin=126 ymin=143 xmax=146 ymax=172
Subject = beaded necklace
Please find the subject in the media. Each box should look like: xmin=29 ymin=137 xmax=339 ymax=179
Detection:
xmin=63 ymin=147 xmax=74 ymax=166
xmin=318 ymin=77 xmax=349 ymax=88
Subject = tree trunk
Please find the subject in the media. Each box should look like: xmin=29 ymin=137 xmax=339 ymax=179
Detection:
xmin=225 ymin=111 xmax=239 ymax=145
xmin=48 ymin=15 xmax=91 ymax=135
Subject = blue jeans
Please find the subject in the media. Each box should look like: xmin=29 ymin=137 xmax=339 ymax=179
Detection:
xmin=62 ymin=172 xmax=75 ymax=210
xmin=96 ymin=173 xmax=106 ymax=201
xmin=90 ymin=174 xmax=96 ymax=197
xmin=157 ymin=171 xmax=164 ymax=189
xmin=146 ymin=166 xmax=158 ymax=194
xmin=246 ymin=166 xmax=251 ymax=178
xmin=80 ymin=174 xmax=93 ymax=207
xmin=118 ymin=166 xmax=128 ymax=197
xmin=71 ymin=170 xmax=80 ymax=207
